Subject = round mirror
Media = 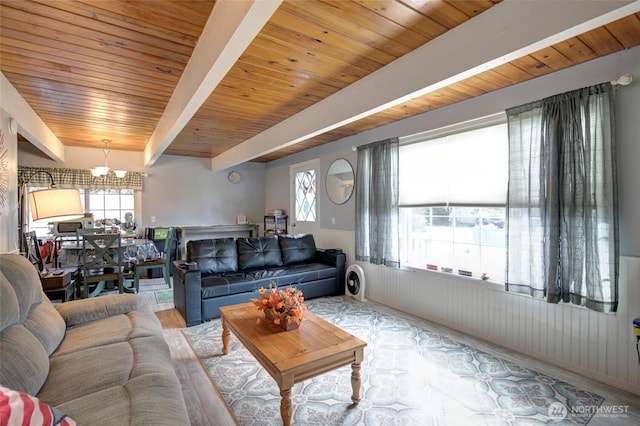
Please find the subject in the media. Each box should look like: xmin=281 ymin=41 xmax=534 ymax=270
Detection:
xmin=326 ymin=159 xmax=354 ymax=205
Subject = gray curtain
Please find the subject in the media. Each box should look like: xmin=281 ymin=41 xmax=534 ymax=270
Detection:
xmin=355 ymin=137 xmax=400 ymax=267
xmin=505 ymin=83 xmax=618 ymax=312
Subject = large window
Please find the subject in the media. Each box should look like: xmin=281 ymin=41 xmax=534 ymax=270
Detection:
xmin=88 ymin=189 xmax=135 ymax=226
xmin=399 ymin=117 xmax=508 ymax=282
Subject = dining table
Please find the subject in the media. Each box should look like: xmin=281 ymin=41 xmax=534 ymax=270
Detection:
xmin=56 ymin=237 xmax=161 ymax=298
xmin=58 ymin=237 xmax=160 ymax=266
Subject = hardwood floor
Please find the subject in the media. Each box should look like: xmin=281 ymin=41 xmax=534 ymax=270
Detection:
xmin=156 ymin=308 xmax=238 ymax=426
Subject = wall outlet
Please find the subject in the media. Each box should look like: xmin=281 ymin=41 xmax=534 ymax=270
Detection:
xmin=151 ymin=216 xmax=156 ymax=223
xmin=332 ymin=217 xmax=336 ymax=225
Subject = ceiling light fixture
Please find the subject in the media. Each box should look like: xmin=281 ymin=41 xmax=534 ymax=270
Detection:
xmin=91 ymin=139 xmax=127 ymax=178
xmin=91 ymin=139 xmax=111 ymax=177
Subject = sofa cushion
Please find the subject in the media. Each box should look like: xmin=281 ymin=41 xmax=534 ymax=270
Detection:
xmin=200 ymin=263 xmax=338 ymax=299
xmin=0 ymin=324 xmax=51 ymax=397
xmin=237 ymin=236 xmax=283 ymax=270
xmin=54 ymin=373 xmax=189 ymax=426
xmin=0 ymin=272 xmax=19 ymax=329
xmin=188 ymin=238 xmax=238 ymax=274
xmin=0 ymin=256 xmax=66 ymax=354
xmin=278 ymin=234 xmax=317 ymax=265
xmin=49 ymin=308 xmax=161 ymax=358
xmin=201 ymin=274 xmax=258 ymax=298
xmin=0 ymin=255 xmax=66 ymax=396
xmin=266 ymin=263 xmax=337 ymax=287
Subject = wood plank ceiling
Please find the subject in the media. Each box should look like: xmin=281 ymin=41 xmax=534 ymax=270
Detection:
xmin=1 ymin=0 xmax=640 ymax=169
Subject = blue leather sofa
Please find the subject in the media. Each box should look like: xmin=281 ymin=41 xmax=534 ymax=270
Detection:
xmin=173 ymin=233 xmax=346 ymax=326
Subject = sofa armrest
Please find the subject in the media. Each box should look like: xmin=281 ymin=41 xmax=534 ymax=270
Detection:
xmin=56 ymin=294 xmax=144 ymax=328
xmin=315 ymin=249 xmax=346 ymax=295
xmin=172 ymin=261 xmax=204 ymax=326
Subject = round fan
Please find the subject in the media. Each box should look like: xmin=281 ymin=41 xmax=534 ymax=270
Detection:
xmin=345 ymin=264 xmax=366 ymax=301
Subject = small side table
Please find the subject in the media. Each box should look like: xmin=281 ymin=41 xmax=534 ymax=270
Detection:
xmin=40 ymin=270 xmax=75 ymax=302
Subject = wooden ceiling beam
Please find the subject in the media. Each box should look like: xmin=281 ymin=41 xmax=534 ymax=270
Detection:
xmin=142 ymin=0 xmax=283 ymax=167
xmin=211 ymin=0 xmax=639 ymax=171
xmin=1 ymin=72 xmax=66 ymax=162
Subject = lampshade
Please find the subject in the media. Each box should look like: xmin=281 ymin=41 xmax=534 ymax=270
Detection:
xmin=28 ymin=188 xmax=84 ymax=222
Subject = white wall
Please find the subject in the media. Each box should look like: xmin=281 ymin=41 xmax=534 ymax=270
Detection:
xmin=0 ymin=109 xmax=19 ymax=252
xmin=265 ymin=46 xmax=640 ymax=395
xmin=139 ymin=155 xmax=265 ymax=229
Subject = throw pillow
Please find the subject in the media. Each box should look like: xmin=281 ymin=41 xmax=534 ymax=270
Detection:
xmin=0 ymin=385 xmax=77 ymax=426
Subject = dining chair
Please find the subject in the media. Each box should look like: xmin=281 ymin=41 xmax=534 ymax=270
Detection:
xmin=75 ymin=227 xmax=106 ymax=243
xmin=78 ymin=233 xmax=123 ymax=298
xmin=58 ymin=228 xmax=104 ymax=268
xmin=22 ymin=231 xmax=44 ymax=272
xmin=124 ymin=227 xmax=175 ymax=294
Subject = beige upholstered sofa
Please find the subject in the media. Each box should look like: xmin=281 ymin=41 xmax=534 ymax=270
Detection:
xmin=0 ymin=253 xmax=189 ymax=425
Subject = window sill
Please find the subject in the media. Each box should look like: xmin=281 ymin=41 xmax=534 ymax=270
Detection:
xmin=401 ymin=264 xmax=504 ymax=290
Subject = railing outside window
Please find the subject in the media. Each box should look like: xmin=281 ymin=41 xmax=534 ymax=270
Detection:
xmin=400 ymin=206 xmax=505 ymax=282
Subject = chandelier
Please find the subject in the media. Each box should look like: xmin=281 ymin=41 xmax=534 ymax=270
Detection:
xmin=91 ymin=139 xmax=127 ymax=178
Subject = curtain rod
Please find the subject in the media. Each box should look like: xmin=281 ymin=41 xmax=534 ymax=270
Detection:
xmin=350 ymin=74 xmax=633 ymax=151
xmin=611 ymin=73 xmax=633 ymax=86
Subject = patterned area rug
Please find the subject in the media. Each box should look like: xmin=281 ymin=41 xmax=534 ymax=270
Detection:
xmin=182 ymin=296 xmax=603 ymax=425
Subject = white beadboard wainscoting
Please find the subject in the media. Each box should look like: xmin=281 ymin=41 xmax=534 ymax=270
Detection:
xmin=317 ymin=229 xmax=640 ymax=395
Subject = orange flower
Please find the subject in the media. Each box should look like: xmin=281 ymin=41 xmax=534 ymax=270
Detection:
xmin=251 ymin=282 xmax=307 ymax=326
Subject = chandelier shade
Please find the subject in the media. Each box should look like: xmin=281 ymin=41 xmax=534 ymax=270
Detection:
xmin=92 ymin=139 xmax=126 ymax=178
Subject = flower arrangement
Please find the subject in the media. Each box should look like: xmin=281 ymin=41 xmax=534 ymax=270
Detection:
xmin=252 ymin=284 xmax=307 ymax=327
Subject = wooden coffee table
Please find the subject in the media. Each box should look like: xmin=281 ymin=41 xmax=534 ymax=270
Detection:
xmin=219 ymin=302 xmax=367 ymax=426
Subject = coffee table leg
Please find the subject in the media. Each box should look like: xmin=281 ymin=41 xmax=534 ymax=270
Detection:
xmin=280 ymin=387 xmax=292 ymax=426
xmin=222 ymin=318 xmax=230 ymax=355
xmin=351 ymin=361 xmax=362 ymax=404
